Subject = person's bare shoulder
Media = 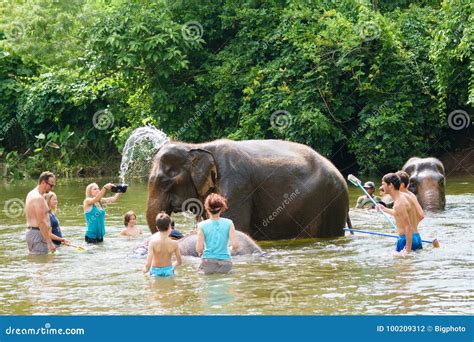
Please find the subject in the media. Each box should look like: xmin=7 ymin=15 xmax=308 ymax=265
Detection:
xmin=170 ymin=239 xmax=179 ymax=249
xmin=393 ymin=201 xmax=401 ymax=210
xmin=27 ymin=189 xmax=42 ymax=201
xmin=407 ymin=192 xmax=419 ymax=205
xmin=30 ymin=193 xmax=46 ymax=206
xmin=149 ymin=238 xmax=160 ymax=250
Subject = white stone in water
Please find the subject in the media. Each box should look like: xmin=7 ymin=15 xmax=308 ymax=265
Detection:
xmin=119 ymin=126 xmax=169 ymax=183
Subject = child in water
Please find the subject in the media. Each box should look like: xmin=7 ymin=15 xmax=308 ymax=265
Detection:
xmin=143 ymin=212 xmax=182 ymax=278
xmin=120 ymin=211 xmax=142 ymax=237
xmin=44 ymin=192 xmax=70 ymax=247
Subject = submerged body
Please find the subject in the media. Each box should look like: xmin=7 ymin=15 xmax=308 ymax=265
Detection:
xmin=133 ymin=230 xmax=262 ymax=257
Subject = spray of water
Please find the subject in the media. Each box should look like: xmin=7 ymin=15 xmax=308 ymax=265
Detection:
xmin=119 ymin=126 xmax=169 ymax=183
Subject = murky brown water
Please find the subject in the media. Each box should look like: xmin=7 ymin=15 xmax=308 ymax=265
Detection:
xmin=0 ymin=177 xmax=472 ymax=315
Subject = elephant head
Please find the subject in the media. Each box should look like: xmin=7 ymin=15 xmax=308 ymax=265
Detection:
xmin=402 ymin=157 xmax=446 ymax=211
xmin=146 ymin=143 xmax=218 ymax=233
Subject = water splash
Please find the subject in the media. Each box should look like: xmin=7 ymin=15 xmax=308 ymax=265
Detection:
xmin=119 ymin=126 xmax=169 ymax=183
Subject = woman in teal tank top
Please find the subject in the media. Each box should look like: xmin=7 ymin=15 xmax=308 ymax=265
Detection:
xmin=196 ymin=194 xmax=239 ymax=274
xmin=83 ymin=182 xmax=123 ymax=243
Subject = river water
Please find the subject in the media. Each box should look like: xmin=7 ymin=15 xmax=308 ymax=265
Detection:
xmin=0 ymin=177 xmax=472 ymax=315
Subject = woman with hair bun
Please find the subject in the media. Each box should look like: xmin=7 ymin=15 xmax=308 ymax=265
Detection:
xmin=196 ymin=193 xmax=239 ymax=274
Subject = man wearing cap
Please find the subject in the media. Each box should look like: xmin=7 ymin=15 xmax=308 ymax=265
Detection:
xmin=355 ymin=181 xmax=382 ymax=209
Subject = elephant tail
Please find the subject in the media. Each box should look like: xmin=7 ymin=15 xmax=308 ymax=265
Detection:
xmin=346 ymin=212 xmax=354 ymax=235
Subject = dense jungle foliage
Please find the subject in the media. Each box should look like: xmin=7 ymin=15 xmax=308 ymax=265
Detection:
xmin=0 ymin=0 xmax=472 ymax=178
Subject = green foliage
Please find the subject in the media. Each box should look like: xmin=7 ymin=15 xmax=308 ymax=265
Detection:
xmin=0 ymin=0 xmax=470 ymax=178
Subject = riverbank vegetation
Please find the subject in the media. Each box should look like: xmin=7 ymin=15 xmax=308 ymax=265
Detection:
xmin=0 ymin=0 xmax=471 ymax=179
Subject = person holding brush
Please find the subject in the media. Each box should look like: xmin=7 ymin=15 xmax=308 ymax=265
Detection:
xmin=355 ymin=181 xmax=382 ymax=209
xmin=377 ymin=173 xmax=423 ymax=254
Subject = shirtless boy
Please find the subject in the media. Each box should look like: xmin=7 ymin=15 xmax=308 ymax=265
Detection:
xmin=24 ymin=171 xmax=56 ymax=254
xmin=143 ymin=212 xmax=182 ymax=277
xmin=378 ymin=173 xmax=423 ymax=253
xmin=396 ymin=170 xmax=425 ymax=228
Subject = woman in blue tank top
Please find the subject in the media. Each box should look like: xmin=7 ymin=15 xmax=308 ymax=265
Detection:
xmin=196 ymin=194 xmax=239 ymax=274
xmin=44 ymin=192 xmax=70 ymax=246
xmin=83 ymin=182 xmax=122 ymax=243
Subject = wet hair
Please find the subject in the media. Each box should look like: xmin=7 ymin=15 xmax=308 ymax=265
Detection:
xmin=396 ymin=170 xmax=410 ymax=187
xmin=382 ymin=173 xmax=401 ymax=190
xmin=123 ymin=211 xmax=136 ymax=227
xmin=38 ymin=171 xmax=55 ymax=184
xmin=44 ymin=192 xmax=57 ymax=212
xmin=204 ymin=193 xmax=228 ymax=215
xmin=155 ymin=212 xmax=171 ymax=232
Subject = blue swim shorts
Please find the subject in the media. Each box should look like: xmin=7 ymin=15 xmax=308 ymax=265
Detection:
xmin=150 ymin=265 xmax=174 ymax=278
xmin=396 ymin=233 xmax=423 ymax=252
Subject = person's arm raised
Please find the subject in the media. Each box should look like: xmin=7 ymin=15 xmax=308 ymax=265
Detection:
xmin=84 ymin=183 xmax=113 ymax=208
xmin=101 ymin=192 xmax=122 ymax=205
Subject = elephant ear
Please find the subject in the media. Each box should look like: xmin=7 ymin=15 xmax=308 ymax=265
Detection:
xmin=402 ymin=157 xmax=420 ymax=175
xmin=189 ymin=148 xmax=218 ymax=197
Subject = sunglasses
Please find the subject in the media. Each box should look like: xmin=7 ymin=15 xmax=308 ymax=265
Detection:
xmin=46 ymin=182 xmax=55 ymax=188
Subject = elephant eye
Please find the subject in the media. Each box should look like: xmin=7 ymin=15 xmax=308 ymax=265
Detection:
xmin=166 ymin=167 xmax=179 ymax=177
xmin=157 ymin=174 xmax=174 ymax=191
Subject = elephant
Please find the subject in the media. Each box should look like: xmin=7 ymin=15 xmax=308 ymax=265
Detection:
xmin=402 ymin=157 xmax=446 ymax=211
xmin=178 ymin=231 xmax=262 ymax=257
xmin=132 ymin=230 xmax=263 ymax=257
xmin=146 ymin=139 xmax=350 ymax=240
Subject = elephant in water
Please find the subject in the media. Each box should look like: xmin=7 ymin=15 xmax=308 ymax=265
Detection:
xmin=402 ymin=157 xmax=446 ymax=211
xmin=133 ymin=230 xmax=262 ymax=257
xmin=146 ymin=139 xmax=350 ymax=240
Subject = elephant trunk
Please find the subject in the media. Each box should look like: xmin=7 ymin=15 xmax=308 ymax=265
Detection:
xmin=146 ymin=197 xmax=160 ymax=234
xmin=416 ymin=182 xmax=445 ymax=211
xmin=146 ymin=180 xmax=173 ymax=233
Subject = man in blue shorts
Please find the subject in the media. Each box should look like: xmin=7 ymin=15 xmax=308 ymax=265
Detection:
xmin=378 ymin=173 xmax=423 ymax=254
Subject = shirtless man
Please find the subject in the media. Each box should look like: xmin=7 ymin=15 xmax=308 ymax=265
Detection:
xmin=377 ymin=173 xmax=423 ymax=254
xmin=25 ymin=171 xmax=56 ymax=254
xmin=396 ymin=170 xmax=425 ymax=229
xmin=143 ymin=212 xmax=182 ymax=277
